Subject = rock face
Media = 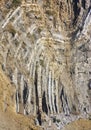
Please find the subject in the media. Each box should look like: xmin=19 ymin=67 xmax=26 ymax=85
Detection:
xmin=0 ymin=0 xmax=91 ymax=128
xmin=0 ymin=66 xmax=42 ymax=130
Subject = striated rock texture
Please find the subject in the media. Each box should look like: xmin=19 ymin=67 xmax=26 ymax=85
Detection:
xmin=0 ymin=66 xmax=42 ymax=130
xmin=0 ymin=0 xmax=91 ymax=129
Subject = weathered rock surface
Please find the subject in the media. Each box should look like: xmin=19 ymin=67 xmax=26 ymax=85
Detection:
xmin=0 ymin=0 xmax=91 ymax=130
xmin=61 ymin=119 xmax=91 ymax=130
xmin=0 ymin=66 xmax=42 ymax=130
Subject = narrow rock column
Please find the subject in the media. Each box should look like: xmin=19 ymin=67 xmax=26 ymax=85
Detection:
xmin=32 ymin=62 xmax=37 ymax=115
xmin=48 ymin=71 xmax=53 ymax=114
xmin=55 ymin=80 xmax=59 ymax=114
xmin=19 ymin=75 xmax=24 ymax=114
xmin=45 ymin=62 xmax=49 ymax=115
xmin=37 ymin=64 xmax=42 ymax=112
xmin=13 ymin=68 xmax=18 ymax=87
xmin=20 ymin=75 xmax=24 ymax=103
xmin=51 ymin=71 xmax=56 ymax=113
xmin=27 ymin=80 xmax=32 ymax=114
xmin=16 ymin=90 xmax=19 ymax=113
xmin=42 ymin=68 xmax=45 ymax=94
xmin=13 ymin=68 xmax=19 ymax=113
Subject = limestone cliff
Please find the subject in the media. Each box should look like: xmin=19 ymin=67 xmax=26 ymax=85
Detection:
xmin=0 ymin=0 xmax=91 ymax=130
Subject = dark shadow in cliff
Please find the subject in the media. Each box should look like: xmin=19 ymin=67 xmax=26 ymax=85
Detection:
xmin=34 ymin=69 xmax=42 ymax=125
xmin=42 ymin=91 xmax=48 ymax=114
xmin=82 ymin=0 xmax=86 ymax=9
xmin=23 ymin=81 xmax=29 ymax=105
xmin=60 ymin=87 xmax=70 ymax=115
xmin=37 ymin=110 xmax=42 ymax=125
xmin=70 ymin=6 xmax=91 ymax=42
xmin=54 ymin=95 xmax=57 ymax=113
xmin=88 ymin=79 xmax=91 ymax=90
xmin=72 ymin=0 xmax=81 ymax=25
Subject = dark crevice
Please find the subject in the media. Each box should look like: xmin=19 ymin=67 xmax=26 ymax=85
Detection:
xmin=23 ymin=81 xmax=29 ymax=105
xmin=60 ymin=87 xmax=64 ymax=112
xmin=48 ymin=104 xmax=50 ymax=112
xmin=72 ymin=104 xmax=77 ymax=113
xmin=88 ymin=6 xmax=91 ymax=12
xmin=54 ymin=95 xmax=57 ymax=113
xmin=2 ymin=64 xmax=5 ymax=71
xmin=54 ymin=80 xmax=57 ymax=113
xmin=16 ymin=90 xmax=21 ymax=103
xmin=60 ymin=87 xmax=70 ymax=115
xmin=82 ymin=0 xmax=86 ymax=9
xmin=70 ymin=6 xmax=90 ymax=41
xmin=64 ymin=95 xmax=68 ymax=106
xmin=42 ymin=91 xmax=48 ymax=114
xmin=88 ymin=79 xmax=91 ymax=90
xmin=37 ymin=110 xmax=42 ymax=125
xmin=15 ymin=91 xmax=18 ymax=103
xmin=8 ymin=68 xmax=13 ymax=81
xmin=72 ymin=0 xmax=81 ymax=25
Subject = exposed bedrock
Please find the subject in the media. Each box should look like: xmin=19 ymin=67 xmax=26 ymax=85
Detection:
xmin=0 ymin=0 xmax=91 ymax=125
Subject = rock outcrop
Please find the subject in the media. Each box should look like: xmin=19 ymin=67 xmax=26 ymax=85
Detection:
xmin=0 ymin=65 xmax=42 ymax=130
xmin=0 ymin=0 xmax=91 ymax=129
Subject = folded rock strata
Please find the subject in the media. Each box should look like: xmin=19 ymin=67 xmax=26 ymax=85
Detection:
xmin=0 ymin=0 xmax=91 ymax=127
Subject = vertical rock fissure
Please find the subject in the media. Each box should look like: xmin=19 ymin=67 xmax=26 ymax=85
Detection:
xmin=16 ymin=90 xmax=19 ymax=113
xmin=42 ymin=91 xmax=48 ymax=114
xmin=60 ymin=87 xmax=70 ymax=115
xmin=23 ymin=80 xmax=29 ymax=114
xmin=73 ymin=0 xmax=81 ymax=24
xmin=55 ymin=80 xmax=59 ymax=114
xmin=42 ymin=67 xmax=48 ymax=114
xmin=82 ymin=0 xmax=86 ymax=9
